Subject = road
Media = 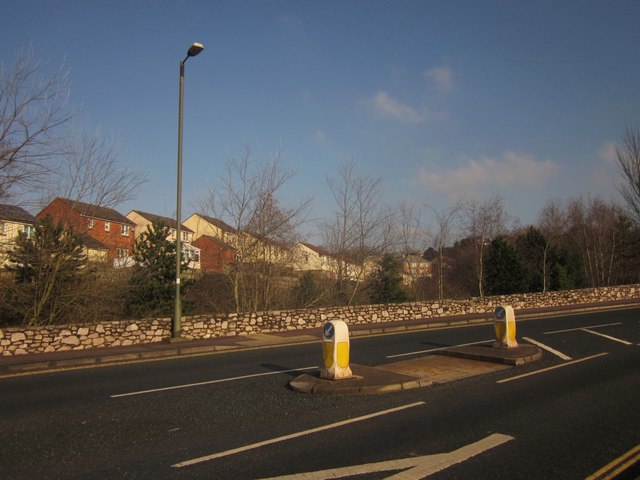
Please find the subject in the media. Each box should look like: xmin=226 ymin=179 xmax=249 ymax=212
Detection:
xmin=0 ymin=308 xmax=638 ymax=479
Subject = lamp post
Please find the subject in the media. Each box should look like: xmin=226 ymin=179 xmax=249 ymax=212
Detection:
xmin=173 ymin=42 xmax=204 ymax=340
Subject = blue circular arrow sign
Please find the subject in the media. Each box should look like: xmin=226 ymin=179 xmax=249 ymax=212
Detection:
xmin=323 ymin=322 xmax=335 ymax=339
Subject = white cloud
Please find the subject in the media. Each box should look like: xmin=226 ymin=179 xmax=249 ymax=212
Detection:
xmin=599 ymin=141 xmax=619 ymax=167
xmin=417 ymin=151 xmax=559 ymax=198
xmin=425 ymin=65 xmax=455 ymax=93
xmin=590 ymin=142 xmax=622 ymax=191
xmin=366 ymin=90 xmax=426 ymax=124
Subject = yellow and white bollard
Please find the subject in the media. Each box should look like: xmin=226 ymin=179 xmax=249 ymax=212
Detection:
xmin=493 ymin=305 xmax=518 ymax=349
xmin=320 ymin=320 xmax=353 ymax=379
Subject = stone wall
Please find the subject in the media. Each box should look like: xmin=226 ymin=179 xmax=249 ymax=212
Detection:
xmin=1 ymin=284 xmax=639 ymax=356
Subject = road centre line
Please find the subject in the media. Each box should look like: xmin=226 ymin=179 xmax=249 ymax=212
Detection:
xmin=580 ymin=328 xmax=633 ymax=345
xmin=496 ymin=353 xmax=608 ymax=384
xmin=111 ymin=366 xmax=319 ymax=398
xmin=522 ymin=337 xmax=572 ymax=361
xmin=386 ymin=339 xmax=493 ymax=358
xmin=172 ymin=401 xmax=426 ymax=468
xmin=544 ymin=322 xmax=621 ymax=334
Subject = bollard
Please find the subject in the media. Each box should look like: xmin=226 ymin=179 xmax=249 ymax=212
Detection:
xmin=493 ymin=305 xmax=518 ymax=349
xmin=320 ymin=320 xmax=353 ymax=379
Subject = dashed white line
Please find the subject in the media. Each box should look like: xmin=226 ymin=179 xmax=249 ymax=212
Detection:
xmin=522 ymin=337 xmax=572 ymax=361
xmin=111 ymin=366 xmax=318 ymax=398
xmin=172 ymin=401 xmax=426 ymax=468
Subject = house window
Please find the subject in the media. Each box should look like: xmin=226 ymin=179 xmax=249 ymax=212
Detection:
xmin=88 ymin=218 xmax=94 ymax=229
xmin=182 ymin=231 xmax=189 ymax=242
xmin=105 ymin=221 xmax=110 ymax=232
xmin=116 ymin=248 xmax=129 ymax=258
xmin=121 ymin=224 xmax=130 ymax=236
xmin=23 ymin=225 xmax=35 ymax=238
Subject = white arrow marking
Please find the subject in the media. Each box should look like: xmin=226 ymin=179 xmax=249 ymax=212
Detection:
xmin=172 ymin=402 xmax=425 ymax=468
xmin=257 ymin=433 xmax=514 ymax=480
xmin=522 ymin=336 xmax=572 ymax=360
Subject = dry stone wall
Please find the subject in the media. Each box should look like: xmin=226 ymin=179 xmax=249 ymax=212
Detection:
xmin=1 ymin=285 xmax=639 ymax=356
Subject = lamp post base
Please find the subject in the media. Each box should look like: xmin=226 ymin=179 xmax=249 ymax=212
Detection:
xmin=165 ymin=336 xmax=192 ymax=344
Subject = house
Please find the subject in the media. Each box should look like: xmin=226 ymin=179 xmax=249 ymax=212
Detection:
xmin=192 ymin=235 xmax=236 ymax=272
xmin=184 ymin=213 xmax=249 ymax=268
xmin=0 ymin=204 xmax=37 ymax=265
xmin=294 ymin=242 xmax=335 ymax=273
xmin=400 ymin=253 xmax=432 ymax=285
xmin=184 ymin=213 xmax=293 ymax=268
xmin=37 ymin=197 xmax=136 ymax=266
xmin=78 ymin=233 xmax=109 ymax=263
xmin=183 ymin=213 xmax=236 ymax=243
xmin=126 ymin=210 xmax=200 ymax=270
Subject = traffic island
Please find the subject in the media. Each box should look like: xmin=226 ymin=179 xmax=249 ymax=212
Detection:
xmin=288 ymin=344 xmax=542 ymax=395
xmin=289 ymin=306 xmax=542 ymax=395
xmin=441 ymin=343 xmax=542 ymax=366
xmin=289 ymin=363 xmax=431 ymax=394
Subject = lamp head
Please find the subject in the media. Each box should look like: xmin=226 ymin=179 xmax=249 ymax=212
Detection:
xmin=187 ymin=42 xmax=204 ymax=58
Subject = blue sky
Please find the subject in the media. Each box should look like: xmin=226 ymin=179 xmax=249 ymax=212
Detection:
xmin=2 ymin=0 xmax=639 ymax=243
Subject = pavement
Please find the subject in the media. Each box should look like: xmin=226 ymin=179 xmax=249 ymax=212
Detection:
xmin=1 ymin=301 xmax=636 ymax=391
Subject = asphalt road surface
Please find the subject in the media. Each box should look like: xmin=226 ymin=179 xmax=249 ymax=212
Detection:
xmin=1 ymin=308 xmax=638 ymax=479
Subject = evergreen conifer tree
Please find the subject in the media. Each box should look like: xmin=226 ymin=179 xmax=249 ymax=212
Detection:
xmin=6 ymin=215 xmax=88 ymax=325
xmin=126 ymin=220 xmax=190 ymax=317
xmin=485 ymin=236 xmax=528 ymax=295
xmin=369 ymin=253 xmax=409 ymax=304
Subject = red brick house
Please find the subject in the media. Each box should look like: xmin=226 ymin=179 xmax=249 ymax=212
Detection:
xmin=192 ymin=235 xmax=236 ymax=272
xmin=37 ymin=198 xmax=135 ymax=264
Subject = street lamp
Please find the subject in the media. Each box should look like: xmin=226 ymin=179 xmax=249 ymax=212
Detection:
xmin=173 ymin=42 xmax=204 ymax=340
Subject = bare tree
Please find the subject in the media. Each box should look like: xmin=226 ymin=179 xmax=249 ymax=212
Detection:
xmin=566 ymin=196 xmax=621 ymax=287
xmin=536 ymin=199 xmax=567 ymax=291
xmin=0 ymin=48 xmax=72 ymax=202
xmin=47 ymin=128 xmax=148 ymax=209
xmin=321 ymin=159 xmax=393 ymax=305
xmin=201 ymin=147 xmax=311 ymax=313
xmin=460 ymin=195 xmax=509 ymax=298
xmin=616 ymin=128 xmax=640 ymax=224
xmin=396 ymin=201 xmax=430 ymax=298
xmin=427 ymin=201 xmax=462 ymax=300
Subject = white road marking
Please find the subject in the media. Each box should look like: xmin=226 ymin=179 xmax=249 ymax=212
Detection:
xmin=256 ymin=433 xmax=514 ymax=480
xmin=386 ymin=339 xmax=493 ymax=359
xmin=544 ymin=322 xmax=622 ymax=334
xmin=544 ymin=322 xmax=634 ymax=345
xmin=497 ymin=352 xmax=608 ymax=384
xmin=580 ymin=328 xmax=633 ymax=345
xmin=172 ymin=401 xmax=426 ymax=468
xmin=522 ymin=336 xmax=572 ymax=361
xmin=110 ymin=366 xmax=318 ymax=398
